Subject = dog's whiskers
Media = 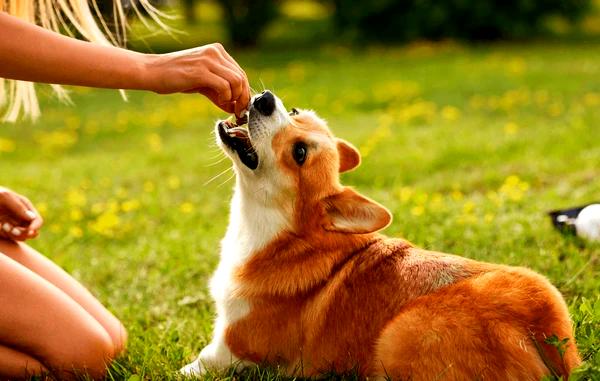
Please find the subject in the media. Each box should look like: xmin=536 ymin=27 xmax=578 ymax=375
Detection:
xmin=249 ymin=85 xmax=260 ymax=96
xmin=217 ymin=172 xmax=236 ymax=188
xmin=203 ymin=166 xmax=233 ymax=186
xmin=204 ymin=155 xmax=229 ymax=167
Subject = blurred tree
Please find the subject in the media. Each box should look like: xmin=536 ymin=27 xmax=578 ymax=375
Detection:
xmin=216 ymin=0 xmax=279 ymax=47
xmin=330 ymin=0 xmax=593 ymax=41
xmin=182 ymin=0 xmax=197 ymax=24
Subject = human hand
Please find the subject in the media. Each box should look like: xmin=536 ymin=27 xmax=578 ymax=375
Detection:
xmin=0 ymin=187 xmax=43 ymax=241
xmin=144 ymin=43 xmax=250 ymax=118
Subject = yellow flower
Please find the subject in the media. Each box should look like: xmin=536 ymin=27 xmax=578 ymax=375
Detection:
xmin=507 ymin=57 xmax=526 ymax=75
xmin=34 ymin=130 xmax=77 ymax=151
xmin=107 ymin=200 xmax=119 ymax=213
xmin=430 ymin=193 xmax=444 ymax=208
xmin=143 ymin=181 xmax=155 ymax=193
xmin=360 ymin=124 xmax=391 ymax=158
xmin=0 ymin=137 xmax=16 ymax=153
xmin=69 ymin=226 xmax=83 ymax=238
xmin=147 ymin=133 xmax=163 ymax=152
xmin=121 ymin=199 xmax=141 ymax=212
xmin=168 ymin=176 xmax=181 ymax=190
xmin=441 ymin=106 xmax=461 ymax=121
xmin=90 ymin=211 xmax=120 ymax=236
xmin=414 ymin=193 xmax=428 ymax=205
xmin=504 ymin=122 xmax=519 ymax=135
xmin=66 ymin=189 xmax=87 ymax=207
xmin=457 ymin=214 xmax=477 ymax=225
xmin=451 ymin=190 xmax=464 ymax=201
xmin=372 ymin=80 xmax=421 ymax=103
xmin=180 ymin=202 xmax=194 ymax=214
xmin=396 ymin=100 xmax=437 ymax=124
xmin=547 ymin=103 xmax=564 ymax=117
xmin=411 ymin=205 xmax=424 ymax=216
xmin=398 ymin=187 xmax=413 ymax=203
xmin=583 ymin=92 xmax=600 ymax=107
xmin=486 ymin=191 xmax=501 ymax=206
xmin=116 ymin=187 xmax=128 ymax=198
xmin=36 ymin=202 xmax=48 ymax=216
xmin=463 ymin=201 xmax=475 ymax=214
xmin=70 ymin=209 xmax=83 ymax=221
xmin=499 ymin=175 xmax=529 ymax=202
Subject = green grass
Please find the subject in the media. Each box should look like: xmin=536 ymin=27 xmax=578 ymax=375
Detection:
xmin=1 ymin=32 xmax=600 ymax=381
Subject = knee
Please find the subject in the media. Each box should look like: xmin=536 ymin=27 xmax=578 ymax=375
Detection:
xmin=111 ymin=321 xmax=128 ymax=357
xmin=70 ymin=327 xmax=115 ymax=379
xmin=44 ymin=326 xmax=117 ymax=380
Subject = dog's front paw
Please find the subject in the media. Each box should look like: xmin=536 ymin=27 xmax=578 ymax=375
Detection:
xmin=180 ymin=359 xmax=204 ymax=377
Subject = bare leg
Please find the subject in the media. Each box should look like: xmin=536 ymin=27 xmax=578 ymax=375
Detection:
xmin=0 ymin=239 xmax=127 ymax=353
xmin=0 ymin=345 xmax=47 ymax=380
xmin=0 ymin=244 xmax=117 ymax=379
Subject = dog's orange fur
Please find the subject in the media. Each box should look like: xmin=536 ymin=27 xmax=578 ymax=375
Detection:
xmin=224 ymin=112 xmax=580 ymax=379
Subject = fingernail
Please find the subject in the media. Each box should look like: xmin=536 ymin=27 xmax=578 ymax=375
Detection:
xmin=28 ymin=229 xmax=35 ymax=236
xmin=2 ymin=223 xmax=12 ymax=232
xmin=26 ymin=210 xmax=37 ymax=219
xmin=11 ymin=227 xmax=22 ymax=236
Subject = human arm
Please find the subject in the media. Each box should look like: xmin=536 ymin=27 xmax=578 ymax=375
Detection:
xmin=0 ymin=12 xmax=249 ymax=116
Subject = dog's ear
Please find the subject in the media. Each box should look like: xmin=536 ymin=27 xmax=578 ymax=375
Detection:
xmin=323 ymin=188 xmax=392 ymax=234
xmin=337 ymin=139 xmax=361 ymax=173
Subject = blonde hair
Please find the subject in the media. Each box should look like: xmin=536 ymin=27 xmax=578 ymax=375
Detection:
xmin=0 ymin=0 xmax=167 ymax=122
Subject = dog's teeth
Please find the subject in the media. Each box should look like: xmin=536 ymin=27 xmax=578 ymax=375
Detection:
xmin=224 ymin=113 xmax=248 ymax=129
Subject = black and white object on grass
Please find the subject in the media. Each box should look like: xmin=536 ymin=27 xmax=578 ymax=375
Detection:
xmin=549 ymin=203 xmax=600 ymax=242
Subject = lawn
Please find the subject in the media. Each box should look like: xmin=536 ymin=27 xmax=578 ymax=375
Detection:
xmin=1 ymin=23 xmax=599 ymax=381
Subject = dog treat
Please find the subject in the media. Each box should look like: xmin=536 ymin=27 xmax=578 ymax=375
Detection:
xmin=224 ymin=113 xmax=248 ymax=128
xmin=236 ymin=113 xmax=248 ymax=126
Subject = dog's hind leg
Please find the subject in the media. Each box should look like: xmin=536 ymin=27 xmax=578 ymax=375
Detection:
xmin=372 ymin=269 xmax=579 ymax=381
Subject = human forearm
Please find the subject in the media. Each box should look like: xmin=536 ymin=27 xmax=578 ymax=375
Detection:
xmin=0 ymin=11 xmax=251 ymax=116
xmin=0 ymin=12 xmax=150 ymax=90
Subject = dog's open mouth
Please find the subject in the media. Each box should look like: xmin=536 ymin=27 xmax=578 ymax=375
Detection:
xmin=218 ymin=114 xmax=259 ymax=170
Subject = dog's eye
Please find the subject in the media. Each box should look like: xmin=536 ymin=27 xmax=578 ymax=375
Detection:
xmin=289 ymin=108 xmax=299 ymax=116
xmin=292 ymin=142 xmax=308 ymax=165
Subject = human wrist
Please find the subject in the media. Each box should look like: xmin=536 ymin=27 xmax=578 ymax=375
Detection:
xmin=131 ymin=52 xmax=162 ymax=92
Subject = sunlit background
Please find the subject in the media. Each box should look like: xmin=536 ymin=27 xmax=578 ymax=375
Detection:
xmin=1 ymin=0 xmax=599 ymax=379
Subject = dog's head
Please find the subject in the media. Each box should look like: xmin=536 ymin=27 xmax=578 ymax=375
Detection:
xmin=216 ymin=90 xmax=391 ymax=236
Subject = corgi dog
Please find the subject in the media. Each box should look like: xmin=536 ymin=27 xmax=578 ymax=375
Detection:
xmin=181 ymin=91 xmax=580 ymax=380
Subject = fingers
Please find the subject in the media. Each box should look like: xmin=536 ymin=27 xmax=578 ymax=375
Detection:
xmin=0 ymin=189 xmax=35 ymax=224
xmin=154 ymin=43 xmax=250 ymax=117
xmin=0 ymin=189 xmax=42 ymax=241
xmin=0 ymin=221 xmax=29 ymax=241
xmin=18 ymin=195 xmax=43 ymax=231
xmin=215 ymin=46 xmax=250 ymax=116
xmin=199 ymin=73 xmax=238 ymax=113
xmin=197 ymin=88 xmax=235 ymax=113
xmin=203 ymin=44 xmax=250 ymax=117
xmin=208 ymin=64 xmax=245 ymax=109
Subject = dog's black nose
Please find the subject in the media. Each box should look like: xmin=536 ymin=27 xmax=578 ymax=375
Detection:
xmin=253 ymin=90 xmax=276 ymax=116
